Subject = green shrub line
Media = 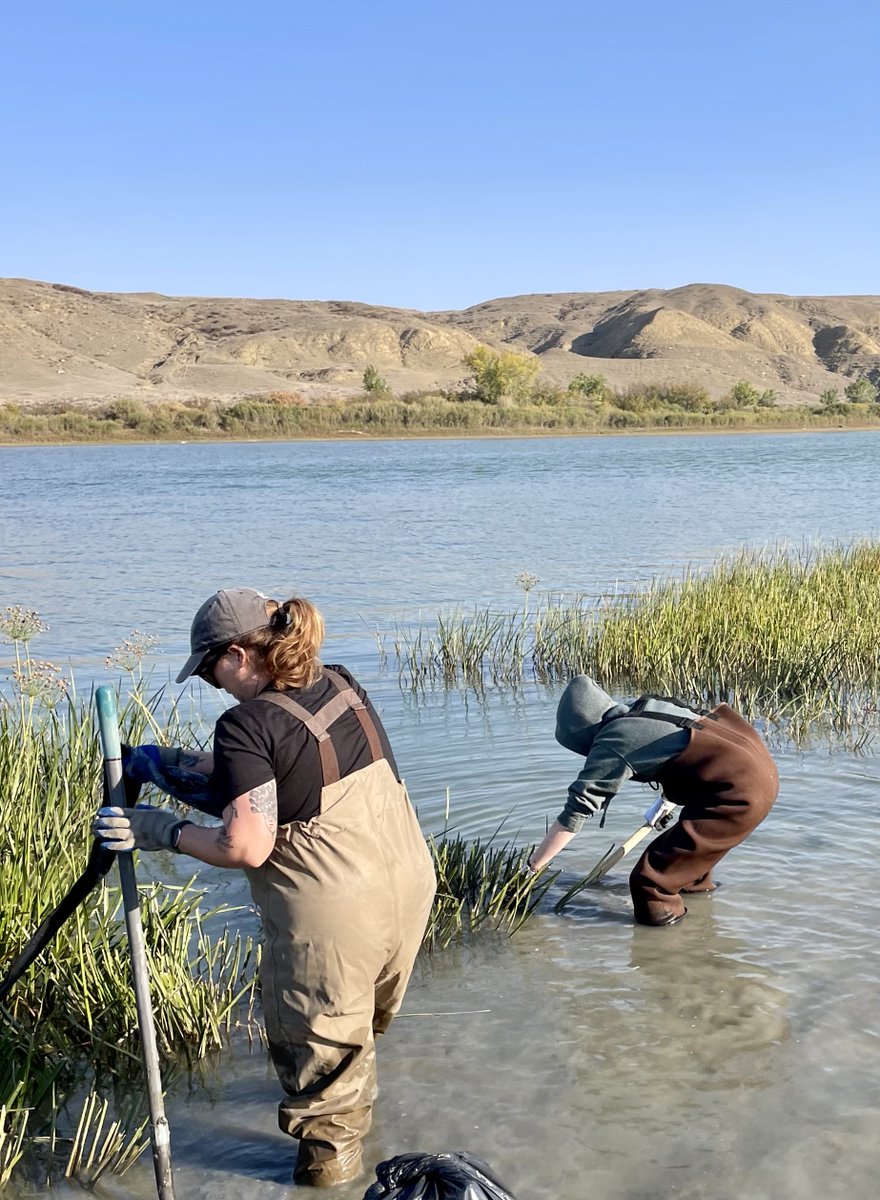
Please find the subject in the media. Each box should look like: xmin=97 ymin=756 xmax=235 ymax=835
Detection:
xmin=385 ymin=542 xmax=880 ymax=746
xmin=2 ymin=373 xmax=880 ymax=444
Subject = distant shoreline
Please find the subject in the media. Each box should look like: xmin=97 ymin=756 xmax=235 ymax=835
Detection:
xmin=3 ymin=421 xmax=880 ymax=449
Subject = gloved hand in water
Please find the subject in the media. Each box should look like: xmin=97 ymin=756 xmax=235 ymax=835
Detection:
xmin=93 ymin=806 xmax=192 ymax=853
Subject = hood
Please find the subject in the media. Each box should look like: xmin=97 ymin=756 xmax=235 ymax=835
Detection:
xmin=555 ymin=675 xmax=629 ymax=756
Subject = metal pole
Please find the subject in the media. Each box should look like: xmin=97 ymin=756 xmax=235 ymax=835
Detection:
xmin=95 ymin=685 xmax=176 ymax=1200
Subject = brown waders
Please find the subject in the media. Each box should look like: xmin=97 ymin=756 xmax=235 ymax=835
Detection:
xmin=628 ymin=704 xmax=779 ymax=926
xmin=245 ymin=672 xmax=436 ymax=1187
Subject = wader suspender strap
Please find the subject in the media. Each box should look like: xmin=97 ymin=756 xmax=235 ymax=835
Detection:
xmin=619 ymin=710 xmax=702 ymax=730
xmin=255 ymin=670 xmax=384 ymax=786
xmin=598 ymin=707 xmax=707 ymax=808
xmin=624 ymin=694 xmax=718 ymax=729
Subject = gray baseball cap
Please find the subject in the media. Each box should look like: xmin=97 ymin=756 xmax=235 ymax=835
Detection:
xmin=176 ymin=588 xmax=271 ymax=683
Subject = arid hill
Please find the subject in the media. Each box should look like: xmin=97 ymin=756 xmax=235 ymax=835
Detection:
xmin=2 ymin=277 xmax=879 ymax=408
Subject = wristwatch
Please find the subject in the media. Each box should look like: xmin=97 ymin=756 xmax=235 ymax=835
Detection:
xmin=170 ymin=820 xmax=193 ymax=852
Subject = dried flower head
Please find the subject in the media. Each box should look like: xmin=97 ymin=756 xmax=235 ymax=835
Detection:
xmin=12 ymin=660 xmax=68 ymax=707
xmin=514 ymin=572 xmax=540 ymax=593
xmin=105 ymin=631 xmax=159 ymax=673
xmin=0 ymin=606 xmax=48 ymax=644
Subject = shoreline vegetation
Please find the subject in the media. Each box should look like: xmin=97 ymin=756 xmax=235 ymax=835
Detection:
xmin=2 ymin=538 xmax=878 ymax=1184
xmin=386 ymin=542 xmax=880 ymax=746
xmin=2 ymin=350 xmax=880 ymax=444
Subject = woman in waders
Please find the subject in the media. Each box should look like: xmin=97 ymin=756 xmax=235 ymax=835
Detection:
xmin=528 ymin=675 xmax=778 ymax=926
xmin=95 ymin=588 xmax=436 ymax=1188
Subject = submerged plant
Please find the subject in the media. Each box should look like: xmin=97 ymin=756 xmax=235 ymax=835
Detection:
xmin=62 ymin=1092 xmax=149 ymax=1185
xmin=0 ymin=1084 xmax=28 ymax=1186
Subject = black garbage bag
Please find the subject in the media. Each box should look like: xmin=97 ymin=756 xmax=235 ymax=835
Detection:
xmin=363 ymin=1151 xmax=518 ymax=1200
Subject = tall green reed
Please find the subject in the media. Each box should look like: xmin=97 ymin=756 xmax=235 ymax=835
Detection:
xmin=0 ymin=613 xmax=258 ymax=1186
xmin=387 ymin=544 xmax=880 ymax=743
xmin=424 ymin=831 xmax=557 ymax=952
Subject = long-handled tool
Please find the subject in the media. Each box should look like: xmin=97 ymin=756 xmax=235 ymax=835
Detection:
xmin=95 ymin=685 xmax=176 ymax=1200
xmin=554 ymin=795 xmax=677 ymax=911
xmin=0 ymin=840 xmax=115 ymax=1004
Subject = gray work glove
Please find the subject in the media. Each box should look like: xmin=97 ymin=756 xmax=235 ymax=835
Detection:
xmin=93 ymin=805 xmax=191 ymax=853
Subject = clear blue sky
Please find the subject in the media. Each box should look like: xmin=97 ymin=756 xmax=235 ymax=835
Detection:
xmin=1 ymin=0 xmax=877 ymax=310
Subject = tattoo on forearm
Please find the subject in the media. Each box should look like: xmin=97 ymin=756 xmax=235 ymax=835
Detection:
xmin=248 ymin=780 xmax=278 ymax=835
xmin=216 ymin=799 xmax=238 ymax=851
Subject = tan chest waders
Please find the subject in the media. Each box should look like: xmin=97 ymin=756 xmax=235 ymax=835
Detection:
xmin=246 ymin=671 xmax=436 ymax=1185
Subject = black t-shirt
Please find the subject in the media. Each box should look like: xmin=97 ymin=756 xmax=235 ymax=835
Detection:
xmin=212 ymin=665 xmax=399 ymax=825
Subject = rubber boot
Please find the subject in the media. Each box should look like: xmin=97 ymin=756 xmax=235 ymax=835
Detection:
xmin=682 ymin=871 xmax=720 ymax=894
xmin=293 ymin=1138 xmax=364 ymax=1189
xmin=635 ymin=900 xmax=688 ymax=927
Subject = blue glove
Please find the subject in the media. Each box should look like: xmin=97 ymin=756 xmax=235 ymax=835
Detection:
xmin=122 ymin=745 xmax=224 ymax=817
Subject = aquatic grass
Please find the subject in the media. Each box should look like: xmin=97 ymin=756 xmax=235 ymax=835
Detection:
xmin=423 ymin=831 xmax=558 ymax=952
xmin=0 ymin=634 xmax=260 ymax=1186
xmin=0 ymin=1085 xmax=28 ymax=1186
xmin=61 ymin=1092 xmax=149 ymax=1185
xmin=392 ymin=607 xmax=531 ymax=689
xmin=388 ymin=542 xmax=880 ymax=742
xmin=584 ymin=543 xmax=880 ymax=718
xmin=0 ymin=1080 xmax=149 ymax=1188
xmin=30 ymin=885 xmax=261 ymax=1063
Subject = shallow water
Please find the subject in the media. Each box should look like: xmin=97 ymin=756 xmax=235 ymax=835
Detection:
xmin=2 ymin=431 xmax=879 ymax=1199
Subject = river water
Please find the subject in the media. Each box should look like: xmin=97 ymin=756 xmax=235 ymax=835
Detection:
xmin=1 ymin=431 xmax=879 ymax=1200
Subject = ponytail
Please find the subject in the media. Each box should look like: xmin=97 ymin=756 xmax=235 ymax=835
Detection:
xmin=238 ymin=596 xmax=324 ymax=689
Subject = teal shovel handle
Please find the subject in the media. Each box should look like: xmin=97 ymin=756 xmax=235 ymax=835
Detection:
xmin=93 ymin=687 xmax=176 ymax=1199
xmin=95 ymin=684 xmax=122 ymax=763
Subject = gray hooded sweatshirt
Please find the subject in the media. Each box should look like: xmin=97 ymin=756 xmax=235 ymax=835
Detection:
xmin=554 ymin=675 xmax=701 ymax=832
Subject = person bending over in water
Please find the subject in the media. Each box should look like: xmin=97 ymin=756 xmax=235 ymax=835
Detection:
xmin=528 ymin=676 xmax=778 ymax=927
xmin=96 ymin=588 xmax=436 ymax=1188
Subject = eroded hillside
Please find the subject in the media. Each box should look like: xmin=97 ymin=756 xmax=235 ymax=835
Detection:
xmin=2 ymin=278 xmax=878 ymax=407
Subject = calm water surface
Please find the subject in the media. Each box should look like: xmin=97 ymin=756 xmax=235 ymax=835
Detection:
xmin=1 ymin=432 xmax=879 ymax=1200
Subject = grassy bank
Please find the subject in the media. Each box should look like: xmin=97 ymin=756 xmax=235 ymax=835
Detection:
xmin=386 ymin=542 xmax=880 ymax=744
xmin=2 ymin=382 xmax=880 ymax=444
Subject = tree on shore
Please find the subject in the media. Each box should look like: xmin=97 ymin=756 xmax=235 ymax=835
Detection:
xmin=462 ymin=345 xmax=540 ymax=404
xmin=844 ymin=377 xmax=877 ymax=404
xmin=362 ymin=365 xmax=391 ymax=397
